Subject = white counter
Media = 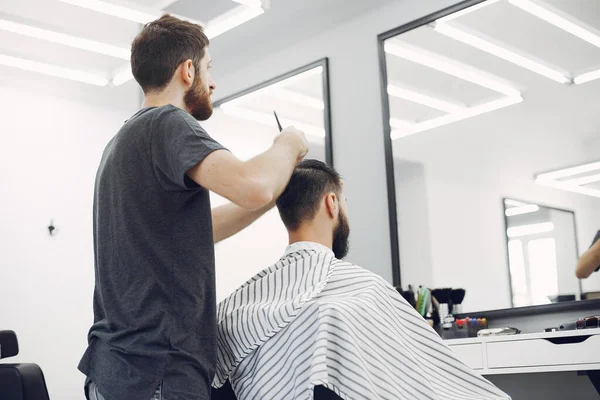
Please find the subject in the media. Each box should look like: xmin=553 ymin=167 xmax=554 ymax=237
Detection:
xmin=446 ymin=328 xmax=600 ymax=376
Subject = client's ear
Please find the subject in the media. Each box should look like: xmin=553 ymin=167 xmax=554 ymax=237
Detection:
xmin=325 ymin=193 xmax=338 ymax=220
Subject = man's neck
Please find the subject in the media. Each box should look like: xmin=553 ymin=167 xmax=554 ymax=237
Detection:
xmin=288 ymin=225 xmax=333 ymax=252
xmin=142 ymin=87 xmax=186 ymax=111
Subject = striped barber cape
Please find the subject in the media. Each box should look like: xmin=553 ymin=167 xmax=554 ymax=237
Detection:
xmin=213 ymin=242 xmax=510 ymax=400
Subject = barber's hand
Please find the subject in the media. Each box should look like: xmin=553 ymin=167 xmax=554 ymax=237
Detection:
xmin=275 ymin=126 xmax=309 ymax=163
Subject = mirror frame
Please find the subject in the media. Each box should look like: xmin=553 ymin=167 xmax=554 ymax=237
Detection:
xmin=502 ymin=197 xmax=583 ymax=307
xmin=212 ymin=58 xmax=334 ymax=166
xmin=377 ymin=0 xmax=489 ymax=288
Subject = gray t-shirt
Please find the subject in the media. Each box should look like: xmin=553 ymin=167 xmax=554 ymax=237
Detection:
xmin=78 ymin=105 xmax=226 ymax=400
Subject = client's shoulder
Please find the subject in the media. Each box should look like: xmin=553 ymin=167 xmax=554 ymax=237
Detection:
xmin=328 ymin=259 xmax=393 ymax=291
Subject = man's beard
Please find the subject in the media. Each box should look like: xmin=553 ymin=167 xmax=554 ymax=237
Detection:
xmin=332 ymin=210 xmax=350 ymax=259
xmin=184 ymin=73 xmax=213 ymax=121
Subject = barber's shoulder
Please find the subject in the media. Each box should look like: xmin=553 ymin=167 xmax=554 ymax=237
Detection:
xmin=155 ymin=105 xmax=209 ymax=133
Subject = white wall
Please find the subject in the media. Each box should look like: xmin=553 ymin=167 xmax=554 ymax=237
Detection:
xmin=0 ymin=85 xmax=136 ymax=399
xmin=211 ymin=0 xmax=467 ymax=283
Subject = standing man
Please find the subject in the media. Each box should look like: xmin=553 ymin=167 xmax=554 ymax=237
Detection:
xmin=78 ymin=14 xmax=308 ymax=400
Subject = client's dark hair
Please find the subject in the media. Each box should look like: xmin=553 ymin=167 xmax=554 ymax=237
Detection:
xmin=276 ymin=160 xmax=342 ymax=231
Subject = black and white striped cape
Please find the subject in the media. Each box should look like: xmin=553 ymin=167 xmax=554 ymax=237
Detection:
xmin=213 ymin=242 xmax=510 ymax=400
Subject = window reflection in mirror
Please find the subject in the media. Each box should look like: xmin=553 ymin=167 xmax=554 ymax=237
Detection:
xmin=379 ymin=0 xmax=600 ymax=312
xmin=203 ymin=59 xmax=332 ymax=301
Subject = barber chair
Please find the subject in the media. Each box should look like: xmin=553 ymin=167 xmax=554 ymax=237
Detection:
xmin=0 ymin=330 xmax=50 ymax=400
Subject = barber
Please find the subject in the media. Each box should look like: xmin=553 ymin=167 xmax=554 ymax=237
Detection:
xmin=78 ymin=14 xmax=308 ymax=400
xmin=576 ymin=230 xmax=600 ymax=279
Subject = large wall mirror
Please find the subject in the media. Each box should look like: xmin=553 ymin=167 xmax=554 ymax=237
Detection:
xmin=378 ymin=0 xmax=600 ymax=312
xmin=203 ymin=58 xmax=332 ymax=300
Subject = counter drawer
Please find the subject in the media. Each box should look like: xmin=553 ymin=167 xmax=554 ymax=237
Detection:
xmin=487 ymin=334 xmax=600 ymax=368
xmin=448 ymin=343 xmax=484 ymax=370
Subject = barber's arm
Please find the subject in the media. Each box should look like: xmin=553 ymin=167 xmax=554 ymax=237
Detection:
xmin=187 ymin=126 xmax=307 ymax=243
xmin=210 ymin=201 xmax=274 ymax=244
xmin=576 ymin=236 xmax=600 ymax=279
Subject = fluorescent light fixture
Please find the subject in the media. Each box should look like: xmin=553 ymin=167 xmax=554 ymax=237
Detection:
xmin=574 ymin=68 xmax=600 ymax=85
xmin=0 ymin=54 xmax=109 ymax=86
xmin=505 ymin=204 xmax=540 ymax=216
xmin=57 ymin=0 xmax=159 ymax=24
xmin=436 ymin=0 xmax=502 ymax=23
xmin=536 ymin=161 xmax=600 ymax=181
xmin=391 ymin=95 xmax=523 ymax=139
xmin=507 ymin=222 xmax=554 ymax=238
xmin=205 ymin=4 xmax=263 ymax=39
xmin=509 ymin=0 xmax=600 ymax=48
xmin=434 ymin=23 xmax=571 ymax=84
xmin=218 ymin=66 xmax=323 ymax=109
xmin=564 ymin=173 xmax=600 ymax=186
xmin=387 ymin=84 xmax=465 ymax=113
xmin=230 ymin=0 xmax=263 ymax=6
xmin=0 ymin=19 xmax=129 ymax=59
xmin=220 ymin=105 xmax=325 ymax=139
xmin=384 ymin=42 xmax=520 ymax=96
xmin=505 ymin=199 xmax=525 ymax=207
xmin=389 ymin=118 xmax=415 ymax=130
xmin=270 ymin=88 xmax=324 ymax=110
xmin=112 ymin=65 xmax=134 ymax=86
xmin=535 ymin=161 xmax=600 ymax=198
xmin=535 ymin=178 xmax=600 ymax=198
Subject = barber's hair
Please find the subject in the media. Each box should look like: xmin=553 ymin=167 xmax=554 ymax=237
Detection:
xmin=131 ymin=14 xmax=209 ymax=93
xmin=276 ymin=160 xmax=342 ymax=231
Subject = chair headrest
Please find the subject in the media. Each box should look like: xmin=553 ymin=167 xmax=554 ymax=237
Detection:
xmin=0 ymin=330 xmax=19 ymax=359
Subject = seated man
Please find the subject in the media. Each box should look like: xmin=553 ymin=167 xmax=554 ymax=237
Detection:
xmin=211 ymin=160 xmax=510 ymax=400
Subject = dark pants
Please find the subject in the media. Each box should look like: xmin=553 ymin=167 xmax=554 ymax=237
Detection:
xmin=211 ymin=380 xmax=343 ymax=400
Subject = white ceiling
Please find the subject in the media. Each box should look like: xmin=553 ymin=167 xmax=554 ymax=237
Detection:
xmin=0 ymin=0 xmax=395 ymax=94
xmin=385 ymin=0 xmax=600 ymax=198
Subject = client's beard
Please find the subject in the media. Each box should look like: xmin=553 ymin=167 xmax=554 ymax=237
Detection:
xmin=184 ymin=73 xmax=213 ymax=121
xmin=332 ymin=210 xmax=350 ymax=259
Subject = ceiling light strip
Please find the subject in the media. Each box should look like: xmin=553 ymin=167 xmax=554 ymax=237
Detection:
xmin=507 ymin=222 xmax=554 ymax=238
xmin=0 ymin=54 xmax=109 ymax=86
xmin=574 ymin=68 xmax=600 ymax=85
xmin=505 ymin=199 xmax=525 ymax=207
xmin=270 ymin=88 xmax=324 ymax=110
xmin=391 ymin=95 xmax=523 ymax=139
xmin=535 ymin=178 xmax=600 ymax=199
xmin=436 ymin=0 xmax=503 ymax=23
xmin=387 ymin=84 xmax=465 ymax=113
xmin=220 ymin=105 xmax=325 ymax=138
xmin=509 ymin=0 xmax=600 ymax=48
xmin=0 ymin=19 xmax=129 ymax=59
xmin=536 ymin=160 xmax=600 ymax=181
xmin=203 ymin=4 xmax=263 ymax=39
xmin=56 ymin=0 xmax=159 ymax=24
xmin=216 ymin=66 xmax=323 ymax=107
xmin=505 ymin=204 xmax=540 ymax=217
xmin=384 ymin=42 xmax=520 ymax=96
xmin=434 ymin=23 xmax=571 ymax=83
xmin=563 ymin=173 xmax=600 ymax=186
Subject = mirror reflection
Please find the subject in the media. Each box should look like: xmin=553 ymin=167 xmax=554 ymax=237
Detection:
xmin=382 ymin=0 xmax=600 ymax=312
xmin=203 ymin=60 xmax=331 ymax=300
xmin=504 ymin=198 xmax=578 ymax=307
